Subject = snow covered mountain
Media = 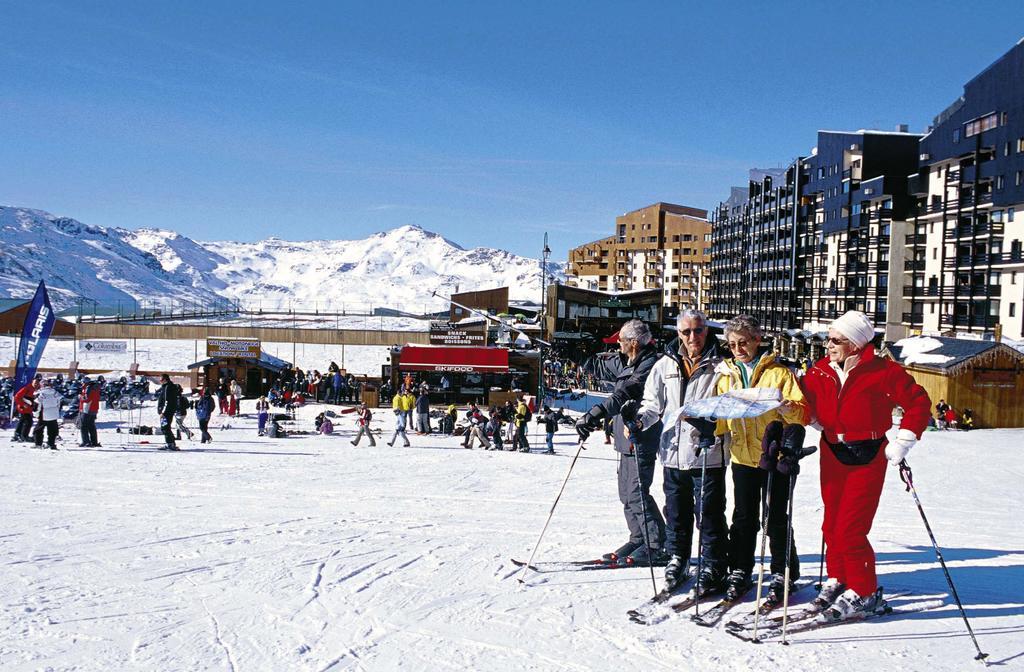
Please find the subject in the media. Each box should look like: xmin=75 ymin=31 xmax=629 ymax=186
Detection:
xmin=0 ymin=206 xmax=561 ymax=312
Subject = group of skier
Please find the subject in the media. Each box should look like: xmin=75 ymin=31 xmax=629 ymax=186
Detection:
xmin=573 ymin=309 xmax=931 ymax=622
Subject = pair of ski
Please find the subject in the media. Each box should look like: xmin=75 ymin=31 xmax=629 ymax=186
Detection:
xmin=628 ymin=577 xmax=815 ymax=626
xmin=510 ymin=557 xmax=624 ymax=574
xmin=725 ymin=589 xmax=945 ymax=642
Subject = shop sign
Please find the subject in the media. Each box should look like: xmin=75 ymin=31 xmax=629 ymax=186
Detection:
xmin=81 ymin=340 xmax=128 ymax=353
xmin=207 ymin=337 xmax=261 ymax=359
xmin=598 ymin=298 xmax=631 ymax=308
xmin=429 ymin=321 xmax=486 ymax=346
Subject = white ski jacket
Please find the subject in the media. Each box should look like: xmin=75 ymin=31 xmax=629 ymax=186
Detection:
xmin=36 ymin=387 xmax=62 ymax=422
xmin=637 ymin=341 xmax=729 ymax=470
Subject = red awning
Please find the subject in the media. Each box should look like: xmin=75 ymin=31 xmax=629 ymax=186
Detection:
xmin=400 ymin=346 xmax=509 ymax=373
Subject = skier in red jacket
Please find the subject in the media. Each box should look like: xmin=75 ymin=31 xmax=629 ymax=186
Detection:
xmin=800 ymin=310 xmax=930 ymax=622
xmin=12 ymin=378 xmax=40 ymax=442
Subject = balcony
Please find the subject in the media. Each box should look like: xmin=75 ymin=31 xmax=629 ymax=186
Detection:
xmin=946 ymin=221 xmax=1004 ymax=239
xmin=901 ymin=312 xmax=925 ymax=325
xmin=940 ymin=314 xmax=1000 ymax=329
xmin=905 ymin=233 xmax=928 ymax=246
xmin=942 ymin=251 xmax=1024 ymax=269
xmin=905 ymin=259 xmax=927 ymax=271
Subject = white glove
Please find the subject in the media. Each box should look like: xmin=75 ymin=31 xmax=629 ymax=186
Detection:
xmin=885 ymin=428 xmax=917 ymax=465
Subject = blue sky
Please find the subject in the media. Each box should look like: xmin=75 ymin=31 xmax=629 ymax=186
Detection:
xmin=3 ymin=1 xmax=1023 ymax=260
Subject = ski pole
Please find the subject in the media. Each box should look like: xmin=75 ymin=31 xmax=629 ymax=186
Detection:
xmin=899 ymin=460 xmax=988 ymax=664
xmin=781 ymin=471 xmax=797 ymax=645
xmin=816 ymin=535 xmax=825 ymax=591
xmin=692 ymin=435 xmax=711 ymax=620
xmin=626 ymin=419 xmax=659 ymax=599
xmin=750 ymin=469 xmax=774 ymax=642
xmin=517 ymin=436 xmax=587 ymax=585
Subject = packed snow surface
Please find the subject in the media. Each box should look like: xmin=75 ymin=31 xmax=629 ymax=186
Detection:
xmin=1 ymin=400 xmax=1021 ymax=671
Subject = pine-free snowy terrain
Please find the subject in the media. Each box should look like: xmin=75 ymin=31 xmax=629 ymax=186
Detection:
xmin=1 ymin=400 xmax=1021 ymax=671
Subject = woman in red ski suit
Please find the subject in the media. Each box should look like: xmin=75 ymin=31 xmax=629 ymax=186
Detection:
xmin=800 ymin=311 xmax=930 ymax=617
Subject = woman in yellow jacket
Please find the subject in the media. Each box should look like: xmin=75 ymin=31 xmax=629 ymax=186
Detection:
xmin=716 ymin=315 xmax=808 ymax=602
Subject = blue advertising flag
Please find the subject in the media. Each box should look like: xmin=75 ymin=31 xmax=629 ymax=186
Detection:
xmin=14 ymin=281 xmax=56 ymax=390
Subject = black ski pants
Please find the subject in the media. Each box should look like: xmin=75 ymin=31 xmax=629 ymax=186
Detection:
xmin=34 ymin=419 xmax=58 ymax=447
xmin=662 ymin=465 xmax=728 ymax=572
xmin=616 ymin=423 xmax=665 ymax=550
xmin=160 ymin=414 xmax=176 ymax=447
xmin=728 ymin=462 xmax=799 ymax=578
xmin=198 ymin=418 xmax=211 ymax=443
xmin=15 ymin=412 xmax=33 ymax=440
xmin=80 ymin=412 xmax=98 ymax=446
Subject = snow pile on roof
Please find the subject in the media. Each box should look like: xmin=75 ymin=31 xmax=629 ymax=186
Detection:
xmin=893 ymin=336 xmax=954 ymax=365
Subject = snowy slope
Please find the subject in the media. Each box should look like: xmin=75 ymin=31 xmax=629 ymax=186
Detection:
xmin=0 ymin=207 xmax=225 ymax=308
xmin=1 ymin=205 xmax=561 ymax=313
xmin=0 ymin=406 xmax=1020 ymax=671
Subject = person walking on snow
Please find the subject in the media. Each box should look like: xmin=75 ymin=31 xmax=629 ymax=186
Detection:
xmin=575 ymin=319 xmax=667 ymax=567
xmin=462 ymin=404 xmax=491 ymax=449
xmin=514 ymin=394 xmax=531 ymax=452
xmin=195 ymin=388 xmax=215 ymax=443
xmin=229 ymin=379 xmax=242 ymax=416
xmin=174 ymin=384 xmax=195 ymax=441
xmin=715 ymin=314 xmax=809 ymax=601
xmin=800 ymin=310 xmax=930 ymax=621
xmin=78 ymin=376 xmax=101 ymax=447
xmin=255 ymin=396 xmax=270 ymax=436
xmin=12 ymin=378 xmax=39 ymax=443
xmin=635 ymin=309 xmax=729 ymax=589
xmin=351 ymin=403 xmax=376 ymax=446
xmin=33 ymin=379 xmax=62 ymax=449
xmin=156 ymin=374 xmax=180 ymax=451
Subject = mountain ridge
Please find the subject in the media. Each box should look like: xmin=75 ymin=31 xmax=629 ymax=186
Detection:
xmin=0 ymin=206 xmax=561 ymax=312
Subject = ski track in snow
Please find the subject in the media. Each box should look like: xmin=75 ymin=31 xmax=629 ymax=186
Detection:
xmin=1 ymin=399 xmax=1023 ymax=670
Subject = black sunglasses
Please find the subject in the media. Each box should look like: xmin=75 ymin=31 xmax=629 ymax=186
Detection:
xmin=679 ymin=327 xmax=705 ymax=337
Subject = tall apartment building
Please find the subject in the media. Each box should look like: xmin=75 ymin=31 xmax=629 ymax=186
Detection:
xmin=800 ymin=129 xmax=922 ymax=338
xmin=567 ymin=203 xmax=711 ymax=318
xmin=709 ymin=166 xmax=806 ymax=332
xmin=903 ymin=38 xmax=1024 ymax=340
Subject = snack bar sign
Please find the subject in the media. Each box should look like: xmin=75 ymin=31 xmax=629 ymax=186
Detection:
xmin=207 ymin=338 xmax=261 ymax=359
xmin=429 ymin=321 xmax=486 ymax=346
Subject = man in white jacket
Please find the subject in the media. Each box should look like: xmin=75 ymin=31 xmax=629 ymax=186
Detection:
xmin=33 ymin=379 xmax=63 ymax=450
xmin=634 ymin=310 xmax=730 ymax=592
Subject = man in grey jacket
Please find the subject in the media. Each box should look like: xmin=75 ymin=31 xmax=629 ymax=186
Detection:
xmin=635 ymin=309 xmax=730 ymax=592
xmin=575 ymin=319 xmax=666 ymax=566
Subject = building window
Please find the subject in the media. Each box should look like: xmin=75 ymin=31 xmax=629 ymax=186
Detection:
xmin=965 ymin=112 xmax=999 ymax=138
xmin=1017 ymin=171 xmax=1023 ymax=187
xmin=1011 ymin=303 xmax=1017 ymax=318
xmin=996 ymin=175 xmax=1005 ymax=190
xmin=1001 ymin=111 xmax=1009 ymax=126
xmin=953 ymin=128 xmax=961 ymax=143
xmin=1010 ymin=208 xmax=1016 ymax=222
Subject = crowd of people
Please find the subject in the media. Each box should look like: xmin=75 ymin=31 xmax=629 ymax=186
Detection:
xmin=573 ymin=309 xmax=931 ymax=622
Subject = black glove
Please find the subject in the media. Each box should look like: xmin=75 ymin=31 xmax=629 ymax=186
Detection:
xmin=758 ymin=420 xmax=785 ymax=471
xmin=776 ymin=424 xmax=817 ymax=475
xmin=620 ymin=399 xmax=639 ymax=423
xmin=575 ymin=405 xmax=606 ymax=441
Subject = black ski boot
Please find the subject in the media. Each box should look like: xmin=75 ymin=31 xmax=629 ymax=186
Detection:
xmin=696 ymin=566 xmax=728 ymax=596
xmin=623 ymin=545 xmax=670 ymax=567
xmin=724 ymin=569 xmax=751 ymax=601
xmin=601 ymin=541 xmax=640 ymax=564
xmin=764 ymin=574 xmax=792 ymax=607
xmin=664 ymin=555 xmax=690 ymax=590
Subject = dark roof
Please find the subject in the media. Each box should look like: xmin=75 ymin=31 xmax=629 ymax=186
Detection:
xmin=886 ymin=336 xmax=1015 ymax=372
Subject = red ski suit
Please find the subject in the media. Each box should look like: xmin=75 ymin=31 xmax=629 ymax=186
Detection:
xmin=801 ymin=345 xmax=930 ymax=596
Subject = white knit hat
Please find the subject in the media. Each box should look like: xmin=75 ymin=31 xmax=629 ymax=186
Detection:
xmin=830 ymin=310 xmax=875 ymax=349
